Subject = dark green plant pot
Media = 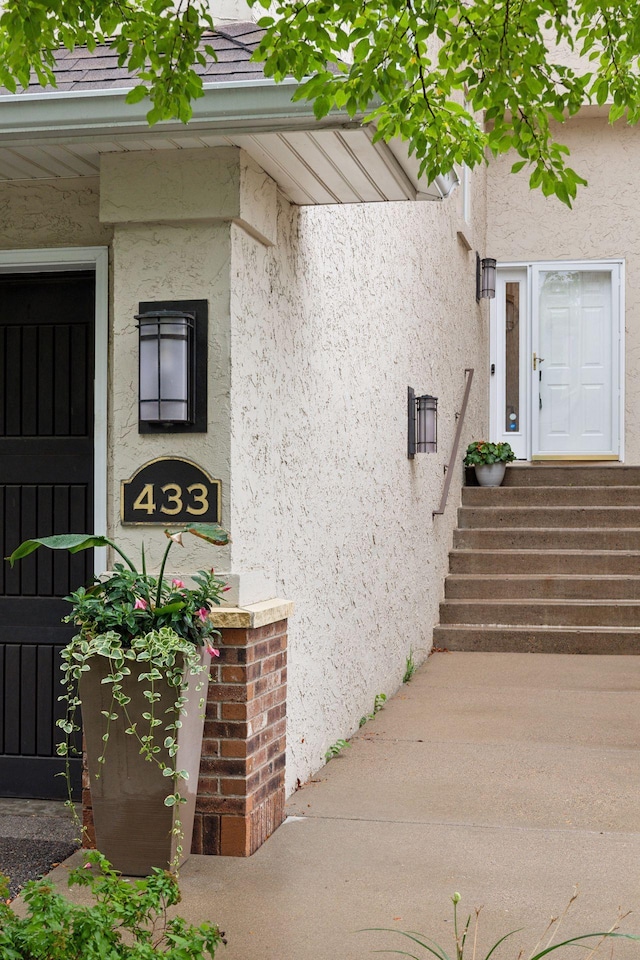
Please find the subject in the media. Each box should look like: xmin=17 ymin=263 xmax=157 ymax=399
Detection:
xmin=80 ymin=649 xmax=209 ymax=876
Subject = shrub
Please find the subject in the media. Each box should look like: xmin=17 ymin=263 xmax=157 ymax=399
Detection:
xmin=0 ymin=850 xmax=226 ymax=959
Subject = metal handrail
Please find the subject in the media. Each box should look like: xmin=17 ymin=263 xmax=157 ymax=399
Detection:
xmin=433 ymin=367 xmax=474 ymax=517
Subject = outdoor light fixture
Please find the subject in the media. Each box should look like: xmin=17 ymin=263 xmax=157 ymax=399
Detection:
xmin=408 ymin=387 xmax=438 ymax=458
xmin=476 ymin=253 xmax=497 ymax=301
xmin=136 ymin=299 xmax=208 ymax=433
xmin=137 ymin=309 xmax=195 ymax=426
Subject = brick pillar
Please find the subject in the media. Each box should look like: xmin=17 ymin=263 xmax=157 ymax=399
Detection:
xmin=191 ymin=600 xmax=292 ymax=857
xmin=83 ymin=599 xmax=292 ymax=859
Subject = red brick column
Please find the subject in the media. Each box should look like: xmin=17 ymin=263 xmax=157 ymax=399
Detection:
xmin=191 ymin=601 xmax=291 ymax=857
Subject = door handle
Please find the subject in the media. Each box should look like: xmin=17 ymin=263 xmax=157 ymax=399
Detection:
xmin=533 ymin=352 xmax=545 ymax=371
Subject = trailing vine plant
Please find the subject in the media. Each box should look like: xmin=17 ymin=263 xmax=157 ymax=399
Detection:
xmin=6 ymin=524 xmax=229 ymax=867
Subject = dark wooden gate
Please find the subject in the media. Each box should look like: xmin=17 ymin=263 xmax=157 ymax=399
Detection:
xmin=0 ymin=272 xmax=95 ymax=799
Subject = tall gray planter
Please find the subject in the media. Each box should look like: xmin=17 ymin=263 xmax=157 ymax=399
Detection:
xmin=80 ymin=649 xmax=209 ymax=876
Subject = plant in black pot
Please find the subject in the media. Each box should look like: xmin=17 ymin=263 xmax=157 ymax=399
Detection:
xmin=6 ymin=523 xmax=229 ymax=876
xmin=463 ymin=440 xmax=516 ymax=487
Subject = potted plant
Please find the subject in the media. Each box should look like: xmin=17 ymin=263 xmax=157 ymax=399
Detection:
xmin=463 ymin=440 xmax=516 ymax=487
xmin=6 ymin=523 xmax=229 ymax=877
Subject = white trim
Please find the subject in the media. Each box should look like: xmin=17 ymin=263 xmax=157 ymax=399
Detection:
xmin=490 ymin=268 xmax=528 ymax=459
xmin=0 ymin=246 xmax=109 ymax=572
xmin=493 ymin=259 xmax=625 ymax=461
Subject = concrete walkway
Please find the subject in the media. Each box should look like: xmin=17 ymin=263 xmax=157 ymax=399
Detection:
xmin=49 ymin=653 xmax=640 ymax=959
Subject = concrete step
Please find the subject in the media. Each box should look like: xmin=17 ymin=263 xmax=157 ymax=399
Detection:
xmin=454 ymin=527 xmax=640 ymax=550
xmin=458 ymin=505 xmax=640 ymax=529
xmin=439 ymin=598 xmax=640 ymax=627
xmin=444 ymin=465 xmax=640 ymax=654
xmin=445 ymin=574 xmax=640 ymax=600
xmin=433 ymin=623 xmax=640 ymax=654
xmin=462 ymin=485 xmax=640 ymax=506
xmin=449 ymin=549 xmax=640 ymax=575
xmin=501 ymin=465 xmax=640 ymax=486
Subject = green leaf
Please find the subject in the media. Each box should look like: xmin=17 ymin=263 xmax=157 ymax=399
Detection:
xmin=125 ymin=84 xmax=148 ymax=105
xmin=155 ymin=601 xmax=186 ymax=615
xmin=181 ymin=523 xmax=230 ymax=546
xmin=6 ymin=534 xmax=112 ymax=566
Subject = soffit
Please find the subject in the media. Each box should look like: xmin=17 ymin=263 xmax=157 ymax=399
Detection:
xmin=0 ymin=24 xmax=457 ymax=204
xmin=0 ymin=123 xmax=455 ymax=204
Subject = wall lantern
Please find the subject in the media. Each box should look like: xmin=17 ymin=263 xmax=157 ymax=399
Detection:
xmin=476 ymin=253 xmax=497 ymax=301
xmin=408 ymin=386 xmax=438 ymax=458
xmin=136 ymin=299 xmax=208 ymax=434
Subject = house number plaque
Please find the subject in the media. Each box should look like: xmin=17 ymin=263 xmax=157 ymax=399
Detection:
xmin=121 ymin=458 xmax=221 ymax=525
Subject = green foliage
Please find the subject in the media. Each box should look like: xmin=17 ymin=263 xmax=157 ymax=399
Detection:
xmin=64 ymin=565 xmax=225 ymax=649
xmin=364 ymin=891 xmax=640 ymax=960
xmin=463 ymin=441 xmax=516 ymax=466
xmin=0 ymin=0 xmax=215 ymax=125
xmin=359 ymin=692 xmax=387 ymax=727
xmin=374 ymin=693 xmax=387 ymax=712
xmin=251 ymin=0 xmax=610 ymax=204
xmin=1 ymin=1 xmax=640 ymax=200
xmin=7 ymin=525 xmax=229 ymax=649
xmin=403 ymin=648 xmax=416 ymax=683
xmin=0 ymin=850 xmax=226 ymax=958
xmin=7 ymin=526 xmax=229 ymax=863
xmin=325 ymin=739 xmax=350 ymax=761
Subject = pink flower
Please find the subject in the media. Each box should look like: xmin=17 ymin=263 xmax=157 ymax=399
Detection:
xmin=171 ymin=578 xmax=185 ymax=589
xmin=197 ymin=607 xmax=209 ymax=622
xmin=205 ymin=644 xmax=220 ymax=658
xmin=223 ymin=586 xmax=231 ymax=593
xmin=133 ymin=598 xmax=147 ymax=611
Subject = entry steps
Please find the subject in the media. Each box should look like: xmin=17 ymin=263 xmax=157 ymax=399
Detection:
xmin=433 ymin=464 xmax=640 ymax=653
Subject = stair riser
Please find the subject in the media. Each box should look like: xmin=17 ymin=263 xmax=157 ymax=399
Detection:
xmin=433 ymin=626 xmax=640 ymax=654
xmin=459 ymin=506 xmax=640 ymax=528
xmin=454 ymin=529 xmax=640 ymax=550
xmin=445 ymin=577 xmax=640 ymax=600
xmin=444 ymin=465 xmax=640 ymax=654
xmin=501 ymin=466 xmax=640 ymax=486
xmin=449 ymin=551 xmax=640 ymax=575
xmin=440 ymin=601 xmax=640 ymax=627
xmin=463 ymin=487 xmax=640 ymax=506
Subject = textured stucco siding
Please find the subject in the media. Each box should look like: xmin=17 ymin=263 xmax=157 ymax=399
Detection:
xmin=108 ymin=220 xmax=234 ymax=574
xmin=0 ymin=152 xmax=488 ymax=797
xmin=229 ymin=183 xmax=488 ymax=793
xmin=0 ymin=178 xmax=111 ymax=250
xmin=487 ymin=115 xmax=639 ymax=461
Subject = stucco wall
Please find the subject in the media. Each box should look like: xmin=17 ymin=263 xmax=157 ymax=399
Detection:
xmin=0 ymin=153 xmax=488 ymax=797
xmin=229 ymin=180 xmax=488 ymax=793
xmin=101 ymin=148 xmax=277 ymax=580
xmin=0 ymin=177 xmax=111 ymax=250
xmin=108 ymin=220 xmax=234 ymax=574
xmin=486 ymin=113 xmax=639 ymax=461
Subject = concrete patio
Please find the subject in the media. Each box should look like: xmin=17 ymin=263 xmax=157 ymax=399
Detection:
xmin=41 ymin=652 xmax=640 ymax=959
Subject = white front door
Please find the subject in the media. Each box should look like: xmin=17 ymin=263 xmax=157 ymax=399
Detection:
xmin=491 ymin=261 xmax=622 ymax=460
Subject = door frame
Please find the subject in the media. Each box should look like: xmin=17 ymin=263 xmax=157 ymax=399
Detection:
xmin=490 ymin=259 xmax=625 ymax=462
xmin=0 ymin=246 xmax=108 ymax=571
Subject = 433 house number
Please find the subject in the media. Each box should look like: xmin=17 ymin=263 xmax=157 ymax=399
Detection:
xmin=121 ymin=458 xmax=221 ymax=525
xmin=133 ymin=482 xmax=209 ymax=516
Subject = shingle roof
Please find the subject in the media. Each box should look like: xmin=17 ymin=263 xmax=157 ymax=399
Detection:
xmin=12 ymin=22 xmax=267 ymax=94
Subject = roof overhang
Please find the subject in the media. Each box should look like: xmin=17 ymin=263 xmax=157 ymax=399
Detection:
xmin=0 ymin=78 xmax=458 ymax=204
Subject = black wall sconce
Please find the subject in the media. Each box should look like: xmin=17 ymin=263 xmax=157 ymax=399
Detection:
xmin=476 ymin=253 xmax=497 ymax=301
xmin=408 ymin=386 xmax=438 ymax=458
xmin=136 ymin=299 xmax=208 ymax=433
